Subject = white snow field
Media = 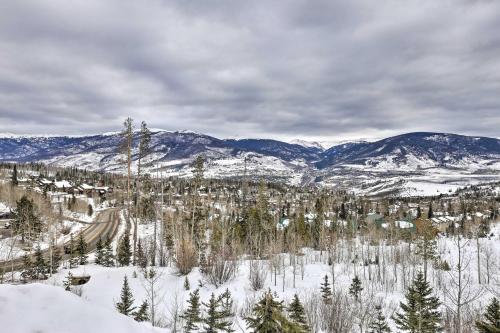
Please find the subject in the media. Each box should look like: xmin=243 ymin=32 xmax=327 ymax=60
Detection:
xmin=0 ymin=283 xmax=159 ymax=333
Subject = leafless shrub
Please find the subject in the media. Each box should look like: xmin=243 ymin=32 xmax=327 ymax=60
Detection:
xmin=303 ymin=291 xmax=357 ymax=332
xmin=303 ymin=292 xmax=322 ymax=333
xmin=319 ymin=291 xmax=355 ymax=333
xmin=165 ymin=292 xmax=184 ymax=333
xmin=203 ymin=255 xmax=238 ymax=287
xmin=175 ymin=237 xmax=197 ymax=275
xmin=249 ymin=260 xmax=268 ymax=291
xmin=239 ymin=293 xmax=258 ymax=319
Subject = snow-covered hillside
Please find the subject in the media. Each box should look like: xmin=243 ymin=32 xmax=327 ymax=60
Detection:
xmin=0 ymin=283 xmax=158 ymax=333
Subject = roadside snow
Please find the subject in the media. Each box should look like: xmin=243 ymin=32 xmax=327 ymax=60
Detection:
xmin=0 ymin=202 xmax=10 ymax=213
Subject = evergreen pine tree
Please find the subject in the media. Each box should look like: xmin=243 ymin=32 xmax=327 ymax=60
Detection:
xmin=21 ymin=253 xmax=33 ymax=281
xmin=13 ymin=195 xmax=41 ymax=242
xmin=68 ymin=234 xmax=79 ymax=268
xmin=311 ymin=217 xmax=322 ymax=250
xmin=415 ymin=221 xmax=438 ymax=281
xmin=199 ymin=248 xmax=209 ymax=275
xmin=246 ymin=290 xmax=302 ymax=333
xmin=475 ymin=297 xmax=500 ymax=333
xmin=95 ymin=237 xmax=104 ymax=265
xmin=181 ymin=289 xmax=203 ymax=333
xmin=116 ymin=276 xmax=135 ymax=316
xmin=33 ymin=245 xmax=48 ymax=280
xmin=63 ymin=271 xmax=73 ymax=291
xmin=51 ymin=246 xmax=62 ymax=273
xmin=427 ymin=202 xmax=433 ymax=219
xmin=339 ymin=202 xmax=347 ymax=220
xmin=76 ymin=232 xmax=88 ymax=265
xmin=102 ymin=236 xmax=115 ymax=267
xmin=478 ymin=220 xmax=490 ymax=238
xmin=87 ymin=204 xmax=93 ymax=217
xmin=349 ymin=275 xmax=363 ymax=301
xmin=368 ymin=305 xmax=391 ymax=333
xmin=117 ymin=233 xmax=132 ymax=266
xmin=184 ymin=276 xmax=191 ymax=290
xmin=202 ymin=293 xmax=234 ymax=333
xmin=12 ymin=164 xmax=18 ymax=186
xmin=136 ymin=239 xmax=147 ymax=268
xmin=218 ymin=288 xmax=234 ymax=318
xmin=320 ymin=274 xmax=332 ymax=304
xmin=393 ymin=271 xmax=442 ymax=332
xmin=133 ymin=300 xmax=149 ymax=322
xmin=287 ymin=294 xmax=310 ymax=332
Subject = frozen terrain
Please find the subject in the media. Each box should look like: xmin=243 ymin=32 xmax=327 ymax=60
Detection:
xmin=0 ymin=283 xmax=158 ymax=333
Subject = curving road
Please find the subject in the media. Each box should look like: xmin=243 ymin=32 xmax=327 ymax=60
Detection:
xmin=0 ymin=208 xmax=121 ymax=274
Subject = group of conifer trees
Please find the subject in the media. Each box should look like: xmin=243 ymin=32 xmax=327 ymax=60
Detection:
xmin=94 ymin=236 xmax=115 ymax=267
xmin=245 ymin=290 xmax=310 ymax=333
xmin=12 ymin=195 xmax=42 ymax=242
xmin=21 ymin=244 xmax=61 ymax=281
xmin=181 ymin=288 xmax=235 ymax=333
xmin=179 ymin=287 xmax=310 ymax=333
xmin=65 ymin=232 xmax=89 ymax=268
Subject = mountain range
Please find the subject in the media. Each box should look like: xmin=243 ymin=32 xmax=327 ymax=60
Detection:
xmin=1 ymin=131 xmax=499 ymax=196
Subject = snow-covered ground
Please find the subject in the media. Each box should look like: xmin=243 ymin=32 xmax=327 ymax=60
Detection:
xmin=327 ymin=171 xmax=500 ymax=197
xmin=0 ymin=283 xmax=159 ymax=333
xmin=1 ymin=221 xmax=495 ymax=332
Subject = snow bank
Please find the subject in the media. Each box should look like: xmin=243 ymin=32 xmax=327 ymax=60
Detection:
xmin=0 ymin=283 xmax=156 ymax=333
xmin=0 ymin=202 xmax=10 ymax=213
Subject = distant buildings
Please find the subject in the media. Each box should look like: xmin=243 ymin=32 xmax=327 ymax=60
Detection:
xmin=32 ymin=177 xmax=112 ymax=196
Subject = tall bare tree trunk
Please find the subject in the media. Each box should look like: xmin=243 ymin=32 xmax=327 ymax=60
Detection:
xmin=120 ymin=117 xmax=134 ymax=262
xmin=476 ymin=233 xmax=481 ymax=285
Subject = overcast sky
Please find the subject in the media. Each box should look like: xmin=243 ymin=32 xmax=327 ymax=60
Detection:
xmin=0 ymin=0 xmax=499 ymax=142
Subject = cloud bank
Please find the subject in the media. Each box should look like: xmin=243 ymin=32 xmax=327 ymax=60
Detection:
xmin=0 ymin=0 xmax=499 ymax=141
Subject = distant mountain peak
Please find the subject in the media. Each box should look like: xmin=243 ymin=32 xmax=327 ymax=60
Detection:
xmin=289 ymin=139 xmax=324 ymax=150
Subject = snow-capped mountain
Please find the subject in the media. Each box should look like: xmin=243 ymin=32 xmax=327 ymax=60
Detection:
xmin=317 ymin=132 xmax=500 ymax=170
xmin=289 ymin=139 xmax=324 ymax=151
xmin=1 ymin=131 xmax=499 ymax=195
xmin=315 ymin=132 xmax=500 ymax=196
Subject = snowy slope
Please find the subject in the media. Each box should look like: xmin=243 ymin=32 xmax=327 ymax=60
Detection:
xmin=0 ymin=283 xmax=157 ymax=333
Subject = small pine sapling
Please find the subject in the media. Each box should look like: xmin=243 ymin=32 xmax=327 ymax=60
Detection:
xmin=320 ymin=274 xmax=333 ymax=304
xmin=349 ymin=275 xmax=363 ymax=301
xmin=116 ymin=276 xmax=136 ymax=316
xmin=133 ymin=300 xmax=149 ymax=322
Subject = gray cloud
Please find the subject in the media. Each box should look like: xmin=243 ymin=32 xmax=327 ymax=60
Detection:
xmin=0 ymin=0 xmax=499 ymax=142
